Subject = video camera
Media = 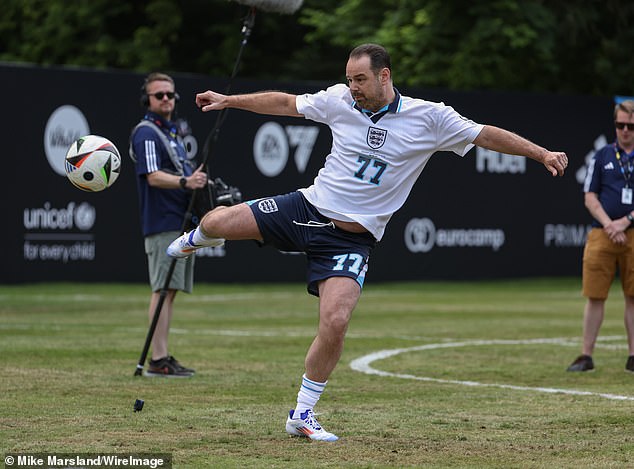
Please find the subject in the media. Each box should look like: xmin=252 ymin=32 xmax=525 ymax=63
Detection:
xmin=190 ymin=176 xmax=242 ymax=227
xmin=209 ymin=177 xmax=242 ymax=207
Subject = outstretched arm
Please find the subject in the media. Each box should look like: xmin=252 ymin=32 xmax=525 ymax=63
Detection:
xmin=196 ymin=90 xmax=303 ymax=117
xmin=473 ymin=125 xmax=568 ymax=177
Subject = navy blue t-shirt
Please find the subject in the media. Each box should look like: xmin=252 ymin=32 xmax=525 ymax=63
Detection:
xmin=584 ymin=143 xmax=634 ymax=227
xmin=131 ymin=112 xmax=193 ymax=236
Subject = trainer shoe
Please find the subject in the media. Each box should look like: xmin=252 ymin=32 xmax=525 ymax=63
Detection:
xmin=145 ymin=355 xmax=195 ymax=378
xmin=166 ymin=230 xmax=225 ymax=258
xmin=566 ymin=354 xmax=594 ymax=372
xmin=285 ymin=409 xmax=339 ymax=442
xmin=626 ymin=356 xmax=634 ymax=372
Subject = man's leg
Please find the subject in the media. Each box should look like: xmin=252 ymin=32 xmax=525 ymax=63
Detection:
xmin=567 ymin=297 xmax=605 ymax=372
xmin=149 ymin=289 xmax=176 ymax=360
xmin=570 ymin=228 xmax=614 ymax=371
xmin=286 ymin=276 xmax=360 ymax=442
xmin=305 ymin=276 xmax=360 ymax=381
xmin=624 ymin=295 xmax=634 ymax=356
xmin=144 ymin=289 xmax=194 ymax=377
xmin=622 ymin=233 xmax=634 ymax=367
xmin=624 ymin=295 xmax=634 ymax=371
xmin=582 ymin=298 xmax=605 ymax=356
xmin=167 ymin=204 xmax=262 ymax=257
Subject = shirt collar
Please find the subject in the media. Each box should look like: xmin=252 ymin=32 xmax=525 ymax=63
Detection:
xmin=614 ymin=142 xmax=634 ymax=158
xmin=353 ymin=88 xmax=401 ymax=115
xmin=144 ymin=111 xmax=177 ymax=138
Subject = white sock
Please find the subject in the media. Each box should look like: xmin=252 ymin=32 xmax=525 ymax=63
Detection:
xmin=190 ymin=226 xmax=219 ymax=245
xmin=293 ymin=374 xmax=327 ymax=418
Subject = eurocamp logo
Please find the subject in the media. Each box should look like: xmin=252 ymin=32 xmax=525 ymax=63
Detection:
xmin=44 ymin=105 xmax=90 ymax=176
xmin=404 ymin=217 xmax=505 ymax=253
xmin=404 ymin=217 xmax=436 ymax=253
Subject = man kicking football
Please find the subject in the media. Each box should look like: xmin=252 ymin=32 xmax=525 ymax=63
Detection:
xmin=167 ymin=43 xmax=568 ymax=441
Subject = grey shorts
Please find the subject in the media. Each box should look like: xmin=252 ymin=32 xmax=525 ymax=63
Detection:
xmin=144 ymin=231 xmax=194 ymax=293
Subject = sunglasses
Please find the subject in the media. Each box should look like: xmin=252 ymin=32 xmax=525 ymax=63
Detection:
xmin=615 ymin=122 xmax=634 ymax=130
xmin=149 ymin=91 xmax=176 ymax=100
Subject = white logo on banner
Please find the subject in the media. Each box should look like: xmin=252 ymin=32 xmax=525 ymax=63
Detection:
xmin=544 ymin=224 xmax=591 ymax=247
xmin=404 ymin=217 xmax=505 ymax=253
xmin=23 ymin=202 xmax=95 ymax=231
xmin=74 ymin=203 xmax=97 ymax=230
xmin=253 ymin=122 xmax=319 ymax=177
xmin=23 ymin=201 xmax=96 ymax=263
xmin=476 ymin=147 xmax=526 ymax=174
xmin=44 ymin=105 xmax=90 ymax=176
xmin=404 ymin=218 xmax=436 ymax=253
xmin=576 ymin=135 xmax=607 ymax=185
xmin=253 ymin=122 xmax=288 ymax=177
xmin=182 ymin=135 xmax=198 ymax=160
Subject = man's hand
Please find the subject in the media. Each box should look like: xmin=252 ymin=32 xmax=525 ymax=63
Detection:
xmin=196 ymin=91 xmax=227 ymax=112
xmin=187 ymin=164 xmax=208 ymax=189
xmin=542 ymin=151 xmax=569 ymax=177
xmin=604 ymin=218 xmax=629 ymax=245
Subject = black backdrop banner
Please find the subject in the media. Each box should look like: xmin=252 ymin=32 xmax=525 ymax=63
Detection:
xmin=3 ymin=63 xmax=613 ymax=284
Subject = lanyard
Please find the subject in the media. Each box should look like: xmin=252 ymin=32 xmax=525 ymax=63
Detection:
xmin=615 ymin=146 xmax=633 ymax=187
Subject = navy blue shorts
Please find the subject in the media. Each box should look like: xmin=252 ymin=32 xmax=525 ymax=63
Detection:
xmin=247 ymin=191 xmax=376 ymax=296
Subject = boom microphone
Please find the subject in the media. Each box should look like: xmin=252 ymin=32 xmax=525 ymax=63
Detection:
xmin=230 ymin=0 xmax=303 ymax=14
xmin=134 ymin=0 xmax=303 ymax=380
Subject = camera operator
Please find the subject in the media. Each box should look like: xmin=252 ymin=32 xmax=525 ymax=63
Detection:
xmin=129 ymin=72 xmax=212 ymax=378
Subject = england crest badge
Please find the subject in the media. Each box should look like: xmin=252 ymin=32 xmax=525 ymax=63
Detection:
xmin=367 ymin=127 xmax=387 ymax=149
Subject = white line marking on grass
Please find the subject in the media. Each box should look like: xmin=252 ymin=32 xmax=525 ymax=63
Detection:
xmin=167 ymin=328 xmax=462 ymax=341
xmin=349 ymin=338 xmax=634 ymax=401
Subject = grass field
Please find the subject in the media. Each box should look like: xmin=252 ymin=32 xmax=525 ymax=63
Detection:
xmin=2 ymin=278 xmax=634 ymax=468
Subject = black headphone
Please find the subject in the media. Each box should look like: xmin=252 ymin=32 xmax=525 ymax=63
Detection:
xmin=140 ymin=74 xmax=180 ymax=108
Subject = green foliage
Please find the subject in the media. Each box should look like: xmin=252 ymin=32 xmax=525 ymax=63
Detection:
xmin=300 ymin=0 xmax=633 ymax=95
xmin=1 ymin=0 xmax=633 ymax=95
xmin=0 ymin=0 xmax=180 ymax=71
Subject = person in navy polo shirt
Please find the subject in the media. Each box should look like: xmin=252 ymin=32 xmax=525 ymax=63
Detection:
xmin=130 ymin=72 xmax=212 ymax=377
xmin=568 ymin=100 xmax=634 ymax=372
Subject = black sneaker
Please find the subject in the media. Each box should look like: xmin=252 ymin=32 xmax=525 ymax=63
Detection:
xmin=626 ymin=356 xmax=634 ymax=373
xmin=145 ymin=355 xmax=195 ymax=377
xmin=566 ymin=354 xmax=594 ymax=372
xmin=167 ymin=356 xmax=195 ymax=374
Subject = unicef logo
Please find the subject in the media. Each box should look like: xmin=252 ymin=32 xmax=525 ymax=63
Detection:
xmin=44 ymin=105 xmax=90 ymax=176
xmin=404 ymin=218 xmax=436 ymax=253
xmin=74 ymin=202 xmax=96 ymax=231
xmin=253 ymin=122 xmax=289 ymax=177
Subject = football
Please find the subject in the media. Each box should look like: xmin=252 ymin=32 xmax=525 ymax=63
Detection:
xmin=64 ymin=135 xmax=121 ymax=192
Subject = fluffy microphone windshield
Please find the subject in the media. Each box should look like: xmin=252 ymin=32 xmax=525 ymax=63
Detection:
xmin=231 ymin=0 xmax=303 ymax=14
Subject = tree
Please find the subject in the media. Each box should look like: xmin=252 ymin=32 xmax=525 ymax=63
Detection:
xmin=0 ymin=0 xmax=632 ymax=96
xmin=299 ymin=0 xmax=634 ymax=96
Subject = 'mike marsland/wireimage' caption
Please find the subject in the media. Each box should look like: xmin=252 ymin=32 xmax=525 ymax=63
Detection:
xmin=3 ymin=453 xmax=172 ymax=469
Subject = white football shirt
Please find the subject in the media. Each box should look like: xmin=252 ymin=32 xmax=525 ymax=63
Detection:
xmin=296 ymin=83 xmax=483 ymax=241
